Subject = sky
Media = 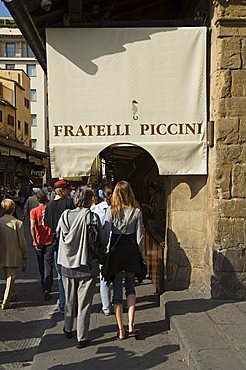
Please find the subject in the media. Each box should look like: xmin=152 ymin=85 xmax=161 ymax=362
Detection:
xmin=0 ymin=1 xmax=11 ymax=17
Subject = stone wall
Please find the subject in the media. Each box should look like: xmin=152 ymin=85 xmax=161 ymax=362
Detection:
xmin=165 ymin=1 xmax=246 ymax=299
xmin=209 ymin=0 xmax=246 ymax=298
xmin=165 ymin=176 xmax=210 ymax=290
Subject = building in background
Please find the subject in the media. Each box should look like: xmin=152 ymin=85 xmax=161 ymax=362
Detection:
xmin=0 ymin=17 xmax=50 ymax=185
xmin=0 ymin=69 xmax=31 ymax=146
xmin=0 ymin=18 xmax=48 ymax=153
xmin=0 ymin=68 xmax=48 ymax=187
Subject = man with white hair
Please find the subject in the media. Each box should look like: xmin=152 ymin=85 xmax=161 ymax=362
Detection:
xmin=23 ymin=187 xmax=40 ymax=219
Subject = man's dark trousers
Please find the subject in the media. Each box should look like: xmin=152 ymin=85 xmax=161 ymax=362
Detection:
xmin=35 ymin=245 xmax=54 ymax=292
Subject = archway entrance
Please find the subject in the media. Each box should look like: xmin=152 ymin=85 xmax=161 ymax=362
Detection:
xmin=99 ymin=144 xmax=158 ymax=199
xmin=97 ymin=143 xmax=166 ymax=294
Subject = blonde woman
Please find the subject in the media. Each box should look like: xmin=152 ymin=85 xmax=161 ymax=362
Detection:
xmin=104 ymin=181 xmax=144 ymax=340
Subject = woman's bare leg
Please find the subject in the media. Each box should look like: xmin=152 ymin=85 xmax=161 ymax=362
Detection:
xmin=114 ymin=303 xmax=125 ymax=339
xmin=127 ymin=293 xmax=136 ymax=332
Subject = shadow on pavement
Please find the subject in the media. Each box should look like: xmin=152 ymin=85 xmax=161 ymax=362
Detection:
xmin=0 ymin=313 xmax=63 ymax=365
xmin=47 ymin=344 xmax=180 ymax=370
xmin=0 ymin=346 xmax=38 ymax=366
xmin=135 ymin=293 xmax=159 ymax=312
xmin=35 ymin=317 xmax=168 ymax=356
xmin=164 ymin=297 xmax=240 ymax=329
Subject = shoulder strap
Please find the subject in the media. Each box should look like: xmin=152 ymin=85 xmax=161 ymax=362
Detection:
xmin=85 ymin=209 xmax=93 ymax=224
xmin=120 ymin=208 xmax=136 ymax=234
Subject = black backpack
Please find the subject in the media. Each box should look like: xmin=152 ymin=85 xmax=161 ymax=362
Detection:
xmin=87 ymin=211 xmax=105 ymax=264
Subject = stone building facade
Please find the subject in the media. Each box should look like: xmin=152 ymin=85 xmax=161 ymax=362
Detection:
xmin=166 ymin=0 xmax=246 ymax=299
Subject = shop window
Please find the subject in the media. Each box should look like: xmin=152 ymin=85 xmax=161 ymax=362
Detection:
xmin=24 ymin=121 xmax=29 ymax=135
xmin=6 ymin=43 xmax=16 ymax=57
xmin=24 ymin=97 xmax=29 ymax=108
xmin=30 ymin=89 xmax=37 ymax=102
xmin=31 ymin=114 xmax=37 ymax=126
xmin=6 ymin=64 xmax=15 ymax=69
xmin=27 ymin=64 xmax=36 ymax=77
xmin=7 ymin=114 xmax=14 ymax=126
xmin=31 ymin=139 xmax=37 ymax=150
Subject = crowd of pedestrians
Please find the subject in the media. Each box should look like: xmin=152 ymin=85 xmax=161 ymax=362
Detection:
xmin=0 ymin=179 xmax=146 ymax=349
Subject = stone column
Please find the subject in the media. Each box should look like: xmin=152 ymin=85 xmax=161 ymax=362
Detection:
xmin=209 ymin=0 xmax=246 ymax=298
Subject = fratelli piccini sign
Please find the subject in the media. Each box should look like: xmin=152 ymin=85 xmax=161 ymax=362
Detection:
xmin=46 ymin=27 xmax=207 ymax=177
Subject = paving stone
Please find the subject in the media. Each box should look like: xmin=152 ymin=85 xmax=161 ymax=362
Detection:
xmin=171 ymin=312 xmax=230 ymax=351
xmin=207 ymin=303 xmax=246 ymax=325
xmin=217 ymin=324 xmax=246 ymax=350
xmin=190 ymin=348 xmax=246 ymax=370
xmin=235 ymin=301 xmax=246 ymax=313
xmin=238 ymin=345 xmax=246 ymax=363
xmin=163 ymin=289 xmax=246 ymax=369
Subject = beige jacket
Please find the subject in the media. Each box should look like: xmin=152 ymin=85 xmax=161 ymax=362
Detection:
xmin=0 ymin=214 xmax=28 ymax=267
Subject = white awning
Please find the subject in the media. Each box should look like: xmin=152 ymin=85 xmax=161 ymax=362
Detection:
xmin=47 ymin=27 xmax=207 ymax=177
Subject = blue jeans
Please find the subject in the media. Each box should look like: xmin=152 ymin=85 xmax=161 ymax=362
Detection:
xmin=54 ymin=251 xmax=65 ymax=312
xmin=112 ymin=271 xmax=135 ymax=305
xmin=100 ymin=266 xmax=112 ymax=313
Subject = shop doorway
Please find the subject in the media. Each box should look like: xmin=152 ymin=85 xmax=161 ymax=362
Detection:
xmin=99 ymin=144 xmax=166 ymax=294
xmin=100 ymin=144 xmax=158 ymax=200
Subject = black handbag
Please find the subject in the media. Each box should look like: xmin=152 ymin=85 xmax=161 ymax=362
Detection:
xmin=87 ymin=210 xmax=105 ymax=264
xmin=51 ymin=233 xmax=59 ymax=252
xmin=136 ymin=253 xmax=147 ymax=283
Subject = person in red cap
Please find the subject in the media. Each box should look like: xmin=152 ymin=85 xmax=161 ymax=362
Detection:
xmin=44 ymin=179 xmax=75 ymax=313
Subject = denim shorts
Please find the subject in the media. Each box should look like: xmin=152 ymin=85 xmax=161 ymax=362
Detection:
xmin=112 ymin=271 xmax=136 ymax=304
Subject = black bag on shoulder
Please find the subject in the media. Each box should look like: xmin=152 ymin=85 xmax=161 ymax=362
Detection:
xmin=87 ymin=211 xmax=105 ymax=264
xmin=52 ymin=233 xmax=59 ymax=252
xmin=136 ymin=253 xmax=147 ymax=283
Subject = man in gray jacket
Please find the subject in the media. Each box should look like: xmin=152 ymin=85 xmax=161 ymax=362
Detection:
xmin=57 ymin=186 xmax=107 ymax=349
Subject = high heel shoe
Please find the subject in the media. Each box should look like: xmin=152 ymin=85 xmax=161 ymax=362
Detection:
xmin=117 ymin=327 xmax=126 ymax=340
xmin=127 ymin=325 xmax=137 ymax=336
